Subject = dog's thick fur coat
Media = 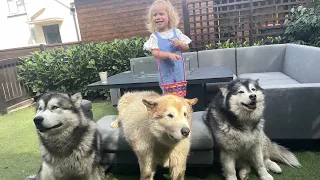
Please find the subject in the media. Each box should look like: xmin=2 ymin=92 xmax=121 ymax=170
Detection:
xmin=111 ymin=91 xmax=197 ymax=180
xmin=204 ymin=79 xmax=301 ymax=180
xmin=27 ymin=92 xmax=104 ymax=180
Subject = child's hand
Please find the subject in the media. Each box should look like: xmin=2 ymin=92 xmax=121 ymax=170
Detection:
xmin=170 ymin=39 xmax=183 ymax=47
xmin=168 ymin=53 xmax=181 ymax=61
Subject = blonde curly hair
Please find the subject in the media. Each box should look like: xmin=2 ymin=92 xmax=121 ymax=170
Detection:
xmin=145 ymin=0 xmax=180 ymax=33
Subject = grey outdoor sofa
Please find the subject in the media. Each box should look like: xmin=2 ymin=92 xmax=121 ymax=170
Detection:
xmin=198 ymin=44 xmax=320 ymax=140
xmin=240 ymin=44 xmax=320 ymax=140
xmin=96 ymin=43 xmax=320 ymax=174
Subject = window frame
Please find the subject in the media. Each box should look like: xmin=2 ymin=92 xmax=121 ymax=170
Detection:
xmin=42 ymin=24 xmax=62 ymax=45
xmin=7 ymin=0 xmax=26 ymax=16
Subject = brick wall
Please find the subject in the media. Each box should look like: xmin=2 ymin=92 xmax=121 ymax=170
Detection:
xmin=74 ymin=0 xmax=185 ymax=42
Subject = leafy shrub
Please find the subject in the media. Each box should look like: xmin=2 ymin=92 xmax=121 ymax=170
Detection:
xmin=205 ymin=36 xmax=282 ymax=50
xmin=17 ymin=37 xmax=150 ymax=99
xmin=283 ymin=1 xmax=320 ymax=47
xmin=216 ymin=39 xmax=250 ymax=49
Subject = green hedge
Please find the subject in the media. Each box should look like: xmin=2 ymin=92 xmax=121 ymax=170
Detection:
xmin=205 ymin=36 xmax=283 ymax=50
xmin=283 ymin=1 xmax=320 ymax=47
xmin=17 ymin=37 xmax=150 ymax=99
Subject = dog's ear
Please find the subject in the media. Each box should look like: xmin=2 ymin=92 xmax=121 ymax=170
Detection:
xmin=142 ymin=99 xmax=157 ymax=110
xmin=185 ymin=98 xmax=198 ymax=106
xmin=218 ymin=85 xmax=228 ymax=97
xmin=71 ymin=92 xmax=82 ymax=108
xmin=255 ymin=79 xmax=260 ymax=84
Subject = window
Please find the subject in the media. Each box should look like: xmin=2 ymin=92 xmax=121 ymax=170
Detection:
xmin=7 ymin=0 xmax=25 ymax=15
xmin=42 ymin=24 xmax=62 ymax=44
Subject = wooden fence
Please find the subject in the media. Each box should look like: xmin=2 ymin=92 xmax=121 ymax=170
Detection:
xmin=183 ymin=0 xmax=311 ymax=51
xmin=0 ymin=58 xmax=29 ymax=114
xmin=0 ymin=41 xmax=82 ymax=115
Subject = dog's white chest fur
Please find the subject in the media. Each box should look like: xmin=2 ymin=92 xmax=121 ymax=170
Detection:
xmin=43 ymin=149 xmax=95 ymax=175
xmin=216 ymin=120 xmax=263 ymax=153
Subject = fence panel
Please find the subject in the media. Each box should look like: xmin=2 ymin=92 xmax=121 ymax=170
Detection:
xmin=183 ymin=0 xmax=311 ymax=50
xmin=0 ymin=58 xmax=30 ymax=112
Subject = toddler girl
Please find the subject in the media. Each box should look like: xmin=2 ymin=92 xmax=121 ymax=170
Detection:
xmin=143 ymin=0 xmax=192 ymax=96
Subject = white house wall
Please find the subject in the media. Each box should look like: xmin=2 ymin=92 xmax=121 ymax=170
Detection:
xmin=0 ymin=0 xmax=80 ymax=50
xmin=0 ymin=1 xmax=32 ymax=50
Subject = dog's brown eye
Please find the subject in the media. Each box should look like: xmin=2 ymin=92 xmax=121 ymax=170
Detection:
xmin=238 ymin=91 xmax=244 ymax=94
xmin=252 ymin=88 xmax=256 ymax=91
xmin=51 ymin=106 xmax=58 ymax=110
xmin=184 ymin=112 xmax=187 ymax=117
xmin=167 ymin=114 xmax=174 ymax=118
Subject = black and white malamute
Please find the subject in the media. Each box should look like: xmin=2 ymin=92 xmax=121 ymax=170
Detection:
xmin=27 ymin=92 xmax=103 ymax=180
xmin=204 ymin=78 xmax=301 ymax=180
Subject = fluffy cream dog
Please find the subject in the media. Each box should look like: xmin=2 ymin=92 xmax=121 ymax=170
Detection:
xmin=111 ymin=91 xmax=197 ymax=180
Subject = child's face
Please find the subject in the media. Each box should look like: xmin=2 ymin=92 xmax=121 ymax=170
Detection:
xmin=152 ymin=4 xmax=169 ymax=32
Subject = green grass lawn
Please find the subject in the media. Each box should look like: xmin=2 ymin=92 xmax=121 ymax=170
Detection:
xmin=0 ymin=102 xmax=319 ymax=180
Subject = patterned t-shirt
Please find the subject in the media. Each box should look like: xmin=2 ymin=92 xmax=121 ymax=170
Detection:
xmin=143 ymin=28 xmax=192 ymax=52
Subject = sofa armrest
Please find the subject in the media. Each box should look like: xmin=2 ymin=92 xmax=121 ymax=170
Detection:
xmin=262 ymin=84 xmax=320 ymax=140
xmin=283 ymin=44 xmax=320 ymax=83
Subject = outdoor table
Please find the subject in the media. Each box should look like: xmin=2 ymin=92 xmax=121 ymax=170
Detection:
xmin=87 ymin=66 xmax=233 ymax=111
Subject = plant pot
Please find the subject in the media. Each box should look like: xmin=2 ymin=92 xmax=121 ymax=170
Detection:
xmin=99 ymin=72 xmax=108 ymax=84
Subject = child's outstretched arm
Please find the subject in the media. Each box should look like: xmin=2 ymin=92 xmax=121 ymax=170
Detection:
xmin=151 ymin=49 xmax=181 ymax=61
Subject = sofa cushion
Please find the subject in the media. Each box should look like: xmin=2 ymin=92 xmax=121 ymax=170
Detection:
xmin=237 ymin=44 xmax=286 ymax=75
xmin=97 ymin=111 xmax=214 ymax=152
xmin=97 ymin=115 xmax=131 ymax=152
xmin=190 ymin=111 xmax=214 ymax=150
xmin=198 ymin=48 xmax=236 ymax=74
xmin=258 ymin=79 xmax=300 ymax=87
xmin=238 ymin=72 xmax=299 ymax=87
xmin=238 ymin=72 xmax=291 ymax=80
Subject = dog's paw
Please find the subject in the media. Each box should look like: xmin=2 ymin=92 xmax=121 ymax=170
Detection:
xmin=25 ymin=175 xmax=36 ymax=180
xmin=268 ymin=162 xmax=282 ymax=173
xmin=239 ymin=170 xmax=250 ymax=180
xmin=265 ymin=159 xmax=282 ymax=174
xmin=110 ymin=119 xmax=120 ymax=128
xmin=260 ymin=173 xmax=274 ymax=180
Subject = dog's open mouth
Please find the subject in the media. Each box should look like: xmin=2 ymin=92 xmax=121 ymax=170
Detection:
xmin=241 ymin=101 xmax=257 ymax=110
xmin=37 ymin=123 xmax=63 ymax=133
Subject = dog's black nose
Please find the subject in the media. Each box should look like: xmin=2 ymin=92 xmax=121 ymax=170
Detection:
xmin=34 ymin=116 xmax=44 ymax=125
xmin=249 ymin=94 xmax=256 ymax=100
xmin=181 ymin=127 xmax=190 ymax=137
